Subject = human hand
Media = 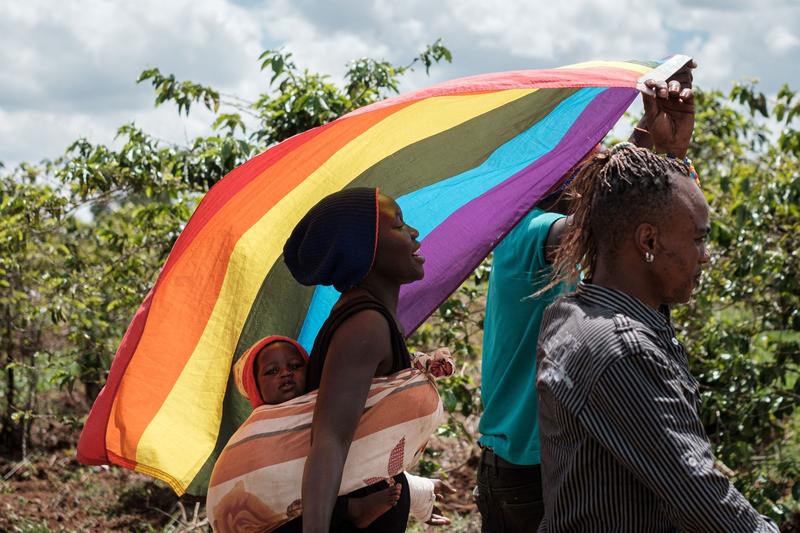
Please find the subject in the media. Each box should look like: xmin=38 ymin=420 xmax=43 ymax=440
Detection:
xmin=424 ymin=479 xmax=456 ymax=525
xmin=638 ymin=59 xmax=697 ymax=158
xmin=412 ymin=347 xmax=454 ymax=378
xmin=428 ymin=348 xmax=454 ymax=378
xmin=432 ymin=478 xmax=456 ymax=500
xmin=426 ymin=507 xmax=451 ymax=526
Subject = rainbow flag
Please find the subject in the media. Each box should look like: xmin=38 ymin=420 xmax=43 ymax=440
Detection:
xmin=77 ymin=56 xmax=687 ymax=495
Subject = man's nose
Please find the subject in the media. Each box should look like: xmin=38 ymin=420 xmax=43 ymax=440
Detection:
xmin=700 ymin=245 xmax=711 ymax=264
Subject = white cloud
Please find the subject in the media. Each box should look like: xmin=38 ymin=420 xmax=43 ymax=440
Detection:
xmin=666 ymin=0 xmax=799 ymax=89
xmin=256 ymin=0 xmax=390 ymax=82
xmin=0 ymin=0 xmax=266 ymax=165
xmin=689 ymin=34 xmax=734 ymax=88
xmin=444 ymin=0 xmax=668 ymax=62
xmin=766 ymin=26 xmax=800 ymax=54
xmin=0 ymin=105 xmax=216 ymax=167
xmin=0 ymin=0 xmax=798 ymax=168
xmin=1 ymin=0 xmax=264 ymax=110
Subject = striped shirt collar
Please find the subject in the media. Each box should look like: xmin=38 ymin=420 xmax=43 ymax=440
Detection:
xmin=576 ymin=281 xmax=670 ymax=331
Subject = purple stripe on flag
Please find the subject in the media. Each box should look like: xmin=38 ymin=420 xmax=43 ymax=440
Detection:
xmin=397 ymin=88 xmax=638 ymax=334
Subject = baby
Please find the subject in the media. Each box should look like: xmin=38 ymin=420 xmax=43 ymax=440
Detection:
xmin=234 ymin=335 xmax=453 ymax=528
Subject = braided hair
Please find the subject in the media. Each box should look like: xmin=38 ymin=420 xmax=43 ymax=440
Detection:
xmin=549 ymin=142 xmax=691 ymax=288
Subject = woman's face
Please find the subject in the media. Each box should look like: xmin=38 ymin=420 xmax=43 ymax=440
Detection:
xmin=371 ymin=194 xmax=424 ymax=285
xmin=255 ymin=342 xmax=307 ymax=405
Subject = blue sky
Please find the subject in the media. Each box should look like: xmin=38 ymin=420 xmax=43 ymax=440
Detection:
xmin=1 ymin=0 xmax=798 ymax=167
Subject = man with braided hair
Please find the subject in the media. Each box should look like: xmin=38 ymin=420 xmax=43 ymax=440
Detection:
xmin=476 ymin=60 xmax=699 ymax=533
xmin=535 ymin=145 xmax=778 ymax=531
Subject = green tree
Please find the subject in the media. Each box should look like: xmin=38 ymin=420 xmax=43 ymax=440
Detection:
xmin=678 ymin=83 xmax=800 ymax=521
xmin=0 ymin=41 xmax=452 ymax=458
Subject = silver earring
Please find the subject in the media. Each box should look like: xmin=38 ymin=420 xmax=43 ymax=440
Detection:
xmin=645 ymin=252 xmax=654 ymax=263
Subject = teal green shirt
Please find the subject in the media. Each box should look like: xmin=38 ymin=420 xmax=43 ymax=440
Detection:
xmin=479 ymin=208 xmax=570 ymax=465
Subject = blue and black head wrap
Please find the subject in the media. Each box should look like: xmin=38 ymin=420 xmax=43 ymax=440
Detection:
xmin=283 ymin=187 xmax=379 ymax=292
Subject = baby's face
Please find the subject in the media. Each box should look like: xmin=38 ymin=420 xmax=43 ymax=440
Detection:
xmin=255 ymin=342 xmax=307 ymax=404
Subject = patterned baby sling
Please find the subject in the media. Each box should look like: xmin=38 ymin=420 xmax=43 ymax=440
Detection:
xmin=206 ymin=355 xmax=448 ymax=532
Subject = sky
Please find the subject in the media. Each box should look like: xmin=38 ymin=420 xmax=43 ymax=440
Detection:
xmin=2 ymin=0 xmax=798 ymax=168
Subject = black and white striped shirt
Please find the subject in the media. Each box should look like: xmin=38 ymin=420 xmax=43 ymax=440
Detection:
xmin=536 ymin=282 xmax=777 ymax=533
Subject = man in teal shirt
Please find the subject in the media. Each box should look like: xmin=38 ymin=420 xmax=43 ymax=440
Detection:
xmin=476 ymin=62 xmax=697 ymax=532
xmin=479 ymin=207 xmax=566 ymax=468
xmin=476 ymin=203 xmax=569 ymax=533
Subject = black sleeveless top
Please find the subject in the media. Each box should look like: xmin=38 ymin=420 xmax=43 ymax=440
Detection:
xmin=304 ymin=293 xmax=411 ymax=393
xmin=298 ymin=292 xmax=412 ymax=532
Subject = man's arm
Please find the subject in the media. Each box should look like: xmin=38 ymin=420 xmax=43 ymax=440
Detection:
xmin=581 ymin=350 xmax=777 ymax=532
xmin=634 ymin=58 xmax=696 ymax=157
xmin=544 ymin=216 xmax=569 ymax=264
xmin=544 ymin=59 xmax=697 ymax=262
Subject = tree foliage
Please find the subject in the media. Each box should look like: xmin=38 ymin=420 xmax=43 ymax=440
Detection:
xmin=680 ymin=82 xmax=800 ymax=519
xmin=0 ymin=42 xmax=452 ymax=456
xmin=0 ymin=44 xmax=797 ymax=525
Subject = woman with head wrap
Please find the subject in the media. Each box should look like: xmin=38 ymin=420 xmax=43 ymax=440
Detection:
xmin=283 ymin=187 xmax=425 ymax=532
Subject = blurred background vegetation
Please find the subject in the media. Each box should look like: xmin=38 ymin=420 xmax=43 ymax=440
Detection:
xmin=1 ymin=42 xmax=798 ymax=531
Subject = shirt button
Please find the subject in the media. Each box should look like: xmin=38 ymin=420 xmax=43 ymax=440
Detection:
xmin=671 ymin=337 xmax=679 ymax=346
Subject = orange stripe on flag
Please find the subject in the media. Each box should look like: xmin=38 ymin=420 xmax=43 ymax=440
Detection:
xmin=104 ymin=102 xmax=412 ymax=460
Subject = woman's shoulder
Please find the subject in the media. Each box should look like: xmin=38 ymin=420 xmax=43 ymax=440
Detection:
xmin=332 ymin=307 xmax=393 ymax=343
xmin=328 ymin=291 xmax=399 ymax=333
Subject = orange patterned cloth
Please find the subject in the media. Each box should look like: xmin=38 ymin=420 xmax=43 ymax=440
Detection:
xmin=206 ymin=362 xmax=448 ymax=532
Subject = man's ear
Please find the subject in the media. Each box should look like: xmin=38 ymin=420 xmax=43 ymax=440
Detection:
xmin=634 ymin=222 xmax=658 ymax=257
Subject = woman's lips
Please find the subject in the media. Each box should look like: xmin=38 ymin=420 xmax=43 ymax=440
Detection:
xmin=412 ymin=249 xmax=425 ymax=264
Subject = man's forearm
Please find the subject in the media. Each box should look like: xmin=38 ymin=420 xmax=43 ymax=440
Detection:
xmin=629 ymin=116 xmax=691 ymax=157
xmin=629 ymin=116 xmax=654 ymax=150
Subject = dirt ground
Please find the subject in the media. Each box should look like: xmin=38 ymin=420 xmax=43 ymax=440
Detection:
xmin=3 ymin=418 xmax=797 ymax=532
xmin=0 ymin=419 xmax=482 ymax=532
